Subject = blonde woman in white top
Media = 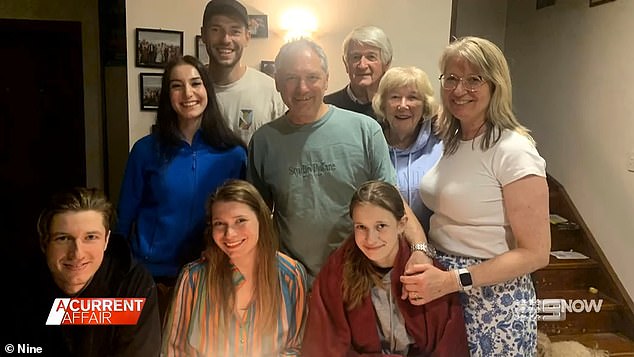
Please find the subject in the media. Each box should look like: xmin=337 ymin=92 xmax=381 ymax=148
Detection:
xmin=401 ymin=36 xmax=551 ymax=356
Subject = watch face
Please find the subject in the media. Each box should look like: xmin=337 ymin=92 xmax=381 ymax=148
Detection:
xmin=460 ymin=271 xmax=473 ymax=287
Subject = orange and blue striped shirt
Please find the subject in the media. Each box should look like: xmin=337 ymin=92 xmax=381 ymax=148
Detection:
xmin=161 ymin=252 xmax=308 ymax=357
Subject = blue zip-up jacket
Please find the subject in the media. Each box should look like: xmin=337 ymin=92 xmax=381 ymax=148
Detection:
xmin=116 ymin=131 xmax=246 ymax=277
xmin=389 ymin=119 xmax=443 ymax=234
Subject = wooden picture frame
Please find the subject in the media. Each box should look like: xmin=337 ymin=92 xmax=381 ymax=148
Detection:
xmin=135 ymin=28 xmax=183 ymax=68
xmin=248 ymin=15 xmax=268 ymax=39
xmin=195 ymin=35 xmax=210 ymax=65
xmin=139 ymin=72 xmax=162 ymax=111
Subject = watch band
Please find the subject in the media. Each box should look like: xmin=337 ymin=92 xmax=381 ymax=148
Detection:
xmin=410 ymin=242 xmax=437 ymax=259
xmin=456 ymin=268 xmax=473 ymax=291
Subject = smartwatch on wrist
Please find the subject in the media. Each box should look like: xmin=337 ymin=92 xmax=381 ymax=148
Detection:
xmin=410 ymin=242 xmax=437 ymax=259
xmin=456 ymin=268 xmax=473 ymax=291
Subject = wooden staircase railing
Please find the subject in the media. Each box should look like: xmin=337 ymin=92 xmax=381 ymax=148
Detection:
xmin=531 ymin=174 xmax=634 ymax=355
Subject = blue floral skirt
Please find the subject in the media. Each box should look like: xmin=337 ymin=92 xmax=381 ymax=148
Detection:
xmin=436 ymin=251 xmax=537 ymax=357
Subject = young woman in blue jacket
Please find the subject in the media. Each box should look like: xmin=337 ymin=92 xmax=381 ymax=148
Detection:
xmin=116 ymin=55 xmax=246 ymax=293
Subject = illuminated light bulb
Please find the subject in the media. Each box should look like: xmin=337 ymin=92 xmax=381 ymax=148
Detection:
xmin=280 ymin=8 xmax=318 ymax=42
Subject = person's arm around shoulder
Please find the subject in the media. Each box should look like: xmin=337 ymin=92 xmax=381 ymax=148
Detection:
xmin=401 ymin=174 xmax=551 ymax=305
xmin=401 ymin=199 xmax=432 ymax=259
xmin=399 ymin=197 xmax=436 ymax=304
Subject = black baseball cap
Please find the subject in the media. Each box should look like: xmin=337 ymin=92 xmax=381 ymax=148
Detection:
xmin=202 ymin=0 xmax=249 ymax=28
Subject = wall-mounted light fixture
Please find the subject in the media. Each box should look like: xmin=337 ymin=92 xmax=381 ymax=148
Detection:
xmin=280 ymin=7 xmax=318 ymax=42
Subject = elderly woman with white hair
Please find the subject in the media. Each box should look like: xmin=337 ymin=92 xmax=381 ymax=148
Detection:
xmin=372 ymin=66 xmax=443 ymax=234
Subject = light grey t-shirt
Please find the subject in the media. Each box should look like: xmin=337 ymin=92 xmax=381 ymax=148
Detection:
xmin=214 ymin=67 xmax=286 ymax=144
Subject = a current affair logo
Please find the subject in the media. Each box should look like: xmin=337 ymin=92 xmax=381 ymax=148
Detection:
xmin=45 ymin=298 xmax=146 ymax=325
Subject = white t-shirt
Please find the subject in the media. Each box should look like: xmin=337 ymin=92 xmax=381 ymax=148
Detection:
xmin=420 ymin=129 xmax=546 ymax=258
xmin=214 ymin=67 xmax=286 ymax=144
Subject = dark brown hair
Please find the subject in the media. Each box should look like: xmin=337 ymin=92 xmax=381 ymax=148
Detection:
xmin=155 ymin=55 xmax=245 ymax=161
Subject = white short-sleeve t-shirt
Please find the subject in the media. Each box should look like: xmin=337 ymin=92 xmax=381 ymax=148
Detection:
xmin=420 ymin=129 xmax=546 ymax=258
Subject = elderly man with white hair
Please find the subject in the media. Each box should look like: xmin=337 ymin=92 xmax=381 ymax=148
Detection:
xmin=325 ymin=25 xmax=393 ymax=119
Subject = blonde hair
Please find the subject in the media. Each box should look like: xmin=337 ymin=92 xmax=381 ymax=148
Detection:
xmin=203 ymin=179 xmax=281 ymax=339
xmin=372 ymin=66 xmax=438 ymax=124
xmin=437 ymin=36 xmax=534 ymax=155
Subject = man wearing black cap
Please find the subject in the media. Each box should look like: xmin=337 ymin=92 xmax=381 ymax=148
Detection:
xmin=201 ymin=0 xmax=285 ymax=144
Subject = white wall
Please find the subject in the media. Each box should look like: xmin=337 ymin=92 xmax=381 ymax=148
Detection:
xmin=505 ymin=1 xmax=634 ymax=297
xmin=125 ymin=0 xmax=452 ymax=145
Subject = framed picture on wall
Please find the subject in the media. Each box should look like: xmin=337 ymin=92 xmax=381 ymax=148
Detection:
xmin=139 ymin=73 xmax=162 ymax=111
xmin=135 ymin=28 xmax=183 ymax=68
xmin=260 ymin=60 xmax=275 ymax=78
xmin=248 ymin=15 xmax=268 ymax=38
xmin=195 ymin=35 xmax=209 ymax=65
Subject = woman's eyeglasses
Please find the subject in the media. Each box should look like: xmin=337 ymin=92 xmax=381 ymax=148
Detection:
xmin=439 ymin=74 xmax=486 ymax=91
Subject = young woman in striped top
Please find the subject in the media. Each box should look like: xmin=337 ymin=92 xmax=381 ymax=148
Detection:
xmin=161 ymin=179 xmax=308 ymax=356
